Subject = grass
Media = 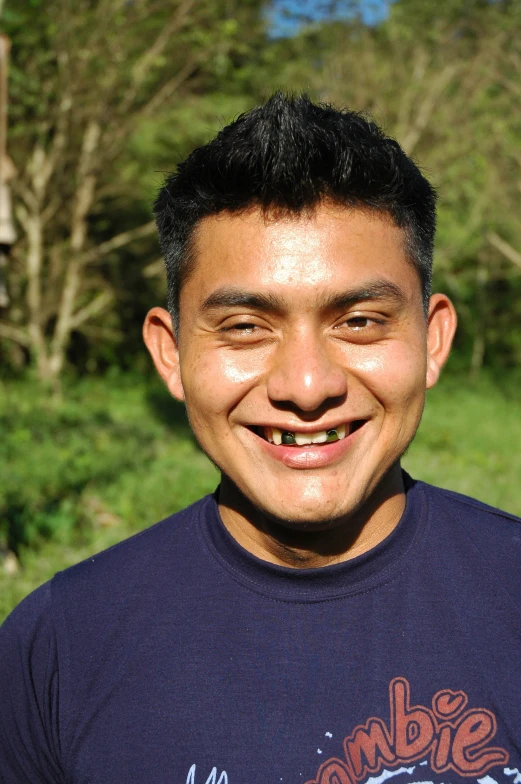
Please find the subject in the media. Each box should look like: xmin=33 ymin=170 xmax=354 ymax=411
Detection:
xmin=1 ymin=370 xmax=519 ymax=622
xmin=402 ymin=373 xmax=520 ymax=514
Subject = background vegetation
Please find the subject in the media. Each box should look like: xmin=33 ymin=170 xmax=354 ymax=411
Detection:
xmin=1 ymin=0 xmax=519 ymax=620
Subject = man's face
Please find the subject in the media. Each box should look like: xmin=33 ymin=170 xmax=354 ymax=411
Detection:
xmin=149 ymin=203 xmax=452 ymax=529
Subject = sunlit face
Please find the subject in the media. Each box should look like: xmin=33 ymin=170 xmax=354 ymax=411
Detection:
xmin=150 ymin=203 xmax=451 ymax=530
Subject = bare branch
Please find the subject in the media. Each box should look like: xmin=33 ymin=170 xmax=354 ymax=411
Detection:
xmin=41 ymin=196 xmax=62 ymax=226
xmin=50 ymin=117 xmax=103 ymax=373
xmin=14 ymin=202 xmax=30 ymax=231
xmin=102 ymin=59 xmax=198 ymax=162
xmin=15 ymin=182 xmax=38 ymax=214
xmin=115 ymin=0 xmax=196 ymax=119
xmin=19 ymin=206 xmax=47 ymax=360
xmin=400 ymin=64 xmax=459 ymax=156
xmin=139 ymin=58 xmax=197 ymax=119
xmin=27 ymin=93 xmax=72 ymax=202
xmin=131 ymin=0 xmax=195 ymax=87
xmin=70 ymin=119 xmax=102 ymax=252
xmin=70 ymin=290 xmax=114 ymax=329
xmin=487 ymin=232 xmax=521 ymax=272
xmin=0 ymin=322 xmax=30 ymax=346
xmin=49 ymin=261 xmax=82 ymax=376
xmin=80 ymin=221 xmax=156 ymax=265
xmin=143 ymin=257 xmax=165 ymax=277
xmin=395 ymin=46 xmax=428 ymax=136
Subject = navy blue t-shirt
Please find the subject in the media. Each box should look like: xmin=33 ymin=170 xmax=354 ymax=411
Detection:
xmin=1 ymin=477 xmax=520 ymax=784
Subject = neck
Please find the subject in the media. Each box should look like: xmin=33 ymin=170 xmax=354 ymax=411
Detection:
xmin=218 ymin=467 xmax=406 ymax=569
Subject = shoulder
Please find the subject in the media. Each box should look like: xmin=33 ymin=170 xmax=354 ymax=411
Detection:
xmin=0 ymin=582 xmax=64 ymax=781
xmin=420 ymin=479 xmax=521 ymax=531
xmin=418 ymin=479 xmax=521 ymax=598
xmin=0 ymin=581 xmax=56 ymax=705
xmin=52 ymin=493 xmax=215 ymax=613
xmin=0 ymin=494 xmax=216 ymax=774
xmin=1 ymin=579 xmax=54 ymax=649
xmin=3 ymin=493 xmax=215 ymax=661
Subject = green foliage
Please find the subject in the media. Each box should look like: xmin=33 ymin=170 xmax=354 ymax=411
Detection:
xmin=0 ymin=373 xmax=218 ymax=555
xmin=403 ymin=372 xmax=521 ymax=514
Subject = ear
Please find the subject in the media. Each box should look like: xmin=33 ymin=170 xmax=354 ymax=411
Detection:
xmin=142 ymin=307 xmax=185 ymax=401
xmin=426 ymin=293 xmax=457 ymax=389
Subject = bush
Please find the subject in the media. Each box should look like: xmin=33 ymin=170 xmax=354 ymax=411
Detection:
xmin=0 ymin=373 xmax=217 ymax=555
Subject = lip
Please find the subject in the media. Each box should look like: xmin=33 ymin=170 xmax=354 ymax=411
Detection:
xmin=247 ymin=420 xmax=367 ymax=470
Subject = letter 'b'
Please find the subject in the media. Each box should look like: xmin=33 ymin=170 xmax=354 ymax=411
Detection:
xmin=392 ymin=678 xmax=435 ymax=759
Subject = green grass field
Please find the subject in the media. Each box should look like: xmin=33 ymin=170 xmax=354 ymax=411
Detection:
xmin=403 ymin=374 xmax=520 ymax=514
xmin=1 ymin=371 xmax=519 ymax=622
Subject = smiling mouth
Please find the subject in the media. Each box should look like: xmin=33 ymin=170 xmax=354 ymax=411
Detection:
xmin=251 ymin=421 xmax=366 ymax=446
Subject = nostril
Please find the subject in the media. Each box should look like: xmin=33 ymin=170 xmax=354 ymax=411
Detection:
xmin=266 ymin=348 xmax=347 ymax=409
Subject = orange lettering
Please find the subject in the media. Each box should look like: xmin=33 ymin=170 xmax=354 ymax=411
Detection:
xmin=452 ymin=710 xmax=509 ymax=775
xmin=306 ymin=678 xmax=510 ymax=784
xmin=432 ymin=725 xmax=452 ymax=771
xmin=392 ymin=678 xmax=435 ymax=760
xmin=432 ymin=690 xmax=468 ymax=720
xmin=345 ymin=719 xmax=395 ymax=779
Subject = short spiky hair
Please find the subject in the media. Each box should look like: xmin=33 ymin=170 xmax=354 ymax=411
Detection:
xmin=154 ymin=92 xmax=436 ymax=326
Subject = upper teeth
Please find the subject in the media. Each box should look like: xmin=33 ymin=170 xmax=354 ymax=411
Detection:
xmin=266 ymin=424 xmax=346 ymax=446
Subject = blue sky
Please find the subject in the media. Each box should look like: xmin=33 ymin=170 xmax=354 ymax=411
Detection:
xmin=268 ymin=0 xmax=393 ymax=37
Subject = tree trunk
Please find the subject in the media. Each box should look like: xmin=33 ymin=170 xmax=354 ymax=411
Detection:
xmin=17 ymin=204 xmax=54 ymax=380
xmin=47 ymin=120 xmax=101 ymax=380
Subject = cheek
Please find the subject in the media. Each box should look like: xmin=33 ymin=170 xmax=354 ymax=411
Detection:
xmin=181 ymin=348 xmax=267 ymax=417
xmin=218 ymin=352 xmax=264 ymax=387
xmin=348 ymin=342 xmax=427 ymax=409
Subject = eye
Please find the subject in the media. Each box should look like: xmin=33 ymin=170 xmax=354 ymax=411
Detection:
xmin=345 ymin=316 xmax=373 ymax=329
xmin=222 ymin=321 xmax=259 ymax=334
xmin=333 ymin=313 xmax=388 ymax=343
xmin=343 ymin=315 xmax=384 ymax=330
xmin=218 ymin=317 xmax=270 ymax=344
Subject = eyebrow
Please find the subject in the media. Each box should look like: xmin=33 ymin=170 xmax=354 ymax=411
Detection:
xmin=201 ymin=280 xmax=408 ymax=314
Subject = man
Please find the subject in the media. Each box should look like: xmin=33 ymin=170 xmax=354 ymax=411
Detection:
xmin=1 ymin=93 xmax=520 ymax=784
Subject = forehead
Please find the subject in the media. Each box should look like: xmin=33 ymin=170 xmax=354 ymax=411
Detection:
xmin=183 ymin=203 xmax=420 ymax=307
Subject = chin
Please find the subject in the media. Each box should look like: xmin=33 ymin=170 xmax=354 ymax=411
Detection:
xmin=251 ymin=491 xmax=361 ymax=531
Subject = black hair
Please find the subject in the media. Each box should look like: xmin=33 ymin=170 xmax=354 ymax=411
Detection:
xmin=154 ymin=92 xmax=436 ymax=327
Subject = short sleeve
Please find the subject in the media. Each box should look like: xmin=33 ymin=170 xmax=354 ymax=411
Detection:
xmin=0 ymin=582 xmax=64 ymax=783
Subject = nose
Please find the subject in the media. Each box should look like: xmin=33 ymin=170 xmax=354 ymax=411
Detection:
xmin=266 ymin=327 xmax=347 ymax=413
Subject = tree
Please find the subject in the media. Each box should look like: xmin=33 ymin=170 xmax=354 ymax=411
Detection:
xmin=0 ymin=0 xmax=265 ymax=382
